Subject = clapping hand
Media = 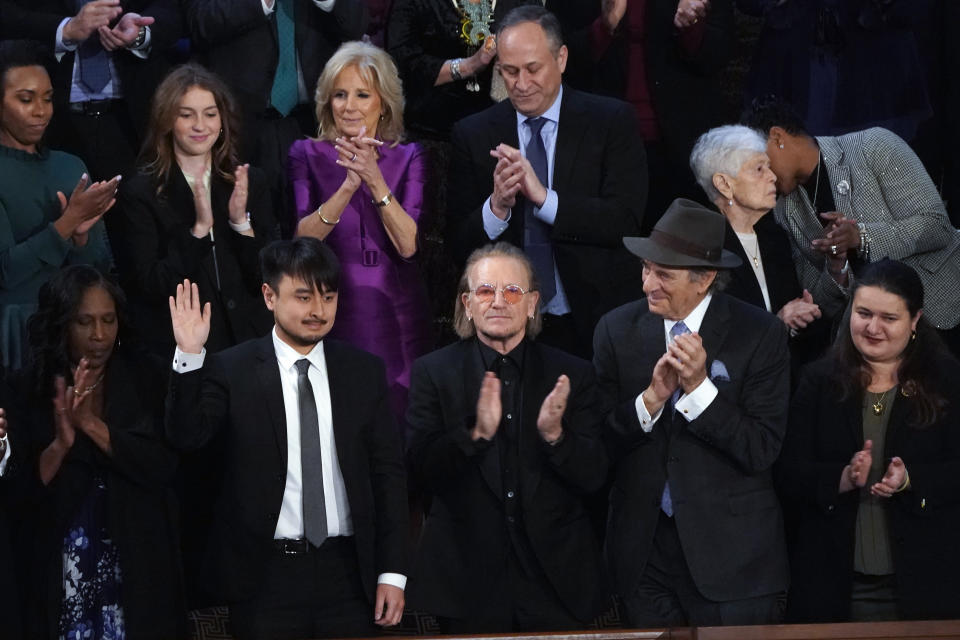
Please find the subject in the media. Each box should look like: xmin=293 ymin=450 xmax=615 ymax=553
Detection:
xmin=472 ymin=371 xmax=502 ymax=441
xmin=169 ymin=279 xmax=211 ymax=354
xmin=674 ymin=0 xmax=709 ymax=28
xmin=190 ymin=166 xmax=215 ymax=237
xmin=665 ymin=332 xmax=708 ymax=394
xmin=228 ymin=163 xmax=251 ymax=225
xmin=63 ymin=0 xmax=122 ymax=43
xmin=777 ymin=289 xmax=821 ymax=330
xmin=840 ymin=439 xmax=873 ymax=493
xmin=536 ymin=375 xmax=569 ymax=444
xmin=98 ymin=12 xmax=154 ymax=50
xmin=56 ymin=173 xmax=120 ymax=243
xmin=490 ymin=144 xmax=547 ymax=209
xmin=334 ymin=126 xmax=384 ymax=192
xmin=52 ymin=376 xmax=77 ymax=451
xmin=871 ymin=457 xmax=908 ymax=498
xmin=812 ymin=212 xmax=860 ymax=257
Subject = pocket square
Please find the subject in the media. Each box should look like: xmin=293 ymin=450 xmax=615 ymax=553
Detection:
xmin=710 ymin=360 xmax=730 ymax=382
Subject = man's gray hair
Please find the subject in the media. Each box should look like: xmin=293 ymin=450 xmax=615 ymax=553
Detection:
xmin=689 ymin=125 xmax=767 ymax=203
xmin=496 ymin=5 xmax=564 ymax=55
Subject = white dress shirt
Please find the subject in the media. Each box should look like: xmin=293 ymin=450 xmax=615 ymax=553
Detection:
xmin=635 ymin=293 xmax=720 ymax=431
xmin=481 ymin=87 xmax=570 ymax=315
xmin=55 ymin=18 xmax=152 ymax=102
xmin=172 ymin=326 xmax=406 ymax=589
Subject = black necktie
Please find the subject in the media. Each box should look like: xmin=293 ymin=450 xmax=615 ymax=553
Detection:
xmin=523 ymin=116 xmax=557 ymax=303
xmin=295 ymin=359 xmax=327 ymax=546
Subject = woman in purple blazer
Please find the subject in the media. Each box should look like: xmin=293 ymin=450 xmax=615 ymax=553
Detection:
xmin=290 ymin=41 xmax=432 ymax=428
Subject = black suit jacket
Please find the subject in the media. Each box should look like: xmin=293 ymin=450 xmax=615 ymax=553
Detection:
xmin=777 ymin=356 xmax=960 ymax=622
xmin=4 ymin=0 xmax=183 ymax=135
xmin=184 ymin=0 xmax=366 ymax=119
xmin=115 ymin=167 xmax=276 ymax=357
xmin=165 ymin=335 xmax=408 ymax=603
xmin=447 ymin=87 xmax=648 ymax=346
xmin=405 ymin=338 xmax=609 ymax=622
xmin=723 ymin=215 xmax=801 ymax=316
xmin=593 ymin=293 xmax=791 ymax=602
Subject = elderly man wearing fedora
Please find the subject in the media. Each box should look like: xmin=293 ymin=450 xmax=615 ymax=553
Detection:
xmin=594 ymin=198 xmax=790 ymax=627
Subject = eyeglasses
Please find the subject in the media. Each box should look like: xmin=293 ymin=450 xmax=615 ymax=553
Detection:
xmin=471 ymin=283 xmax=529 ymax=305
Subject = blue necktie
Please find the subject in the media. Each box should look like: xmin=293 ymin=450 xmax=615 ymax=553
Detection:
xmin=295 ymin=359 xmax=328 ymax=546
xmin=76 ymin=0 xmax=111 ymax=94
xmin=661 ymin=321 xmax=691 ymax=517
xmin=271 ymin=0 xmax=299 ymax=116
xmin=523 ymin=117 xmax=556 ymax=303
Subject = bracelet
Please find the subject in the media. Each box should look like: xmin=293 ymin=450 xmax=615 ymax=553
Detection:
xmin=544 ymin=431 xmax=564 ymax=447
xmin=857 ymin=222 xmax=870 ymax=261
xmin=372 ymin=192 xmax=393 ymax=208
xmin=316 ymin=204 xmax=338 ymax=226
xmin=895 ymin=468 xmax=911 ymax=493
xmin=228 ymin=212 xmax=252 ymax=232
xmin=450 ymin=58 xmax=463 ymax=81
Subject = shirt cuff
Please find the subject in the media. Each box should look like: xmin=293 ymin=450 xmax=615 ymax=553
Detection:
xmin=313 ymin=0 xmax=336 ymax=9
xmin=0 ymin=435 xmax=10 ymax=476
xmin=56 ymin=17 xmax=78 ymax=54
xmin=533 ymin=189 xmax=558 ymax=226
xmin=377 ymin=572 xmax=407 ymax=590
xmin=173 ymin=346 xmax=206 ymax=373
xmin=482 ymin=197 xmax=510 ymax=240
xmin=674 ymin=378 xmax=718 ymax=421
xmin=634 ymin=393 xmax=663 ymax=433
xmin=262 ymin=0 xmax=274 ymax=14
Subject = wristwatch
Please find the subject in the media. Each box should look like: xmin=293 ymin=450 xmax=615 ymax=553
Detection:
xmin=130 ymin=26 xmax=147 ymax=49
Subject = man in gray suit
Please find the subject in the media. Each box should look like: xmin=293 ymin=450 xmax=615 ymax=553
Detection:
xmin=594 ymin=198 xmax=790 ymax=627
xmin=742 ymin=96 xmax=960 ymax=353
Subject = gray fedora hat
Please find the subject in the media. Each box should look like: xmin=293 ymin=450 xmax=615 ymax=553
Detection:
xmin=623 ymin=198 xmax=742 ymax=269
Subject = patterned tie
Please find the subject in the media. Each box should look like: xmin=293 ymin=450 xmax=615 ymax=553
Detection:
xmin=270 ymin=0 xmax=299 ymax=116
xmin=295 ymin=359 xmax=327 ymax=546
xmin=523 ymin=117 xmax=556 ymax=303
xmin=76 ymin=0 xmax=111 ymax=94
xmin=661 ymin=320 xmax=691 ymax=517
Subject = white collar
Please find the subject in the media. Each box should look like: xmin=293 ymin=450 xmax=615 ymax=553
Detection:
xmin=272 ymin=326 xmax=326 ymax=372
xmin=664 ymin=292 xmax=713 ymax=336
xmin=515 ymin=85 xmax=563 ymax=128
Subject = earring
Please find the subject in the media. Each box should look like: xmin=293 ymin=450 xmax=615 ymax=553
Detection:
xmin=911 ymin=330 xmax=917 ymax=341
xmin=728 ymin=199 xmax=734 ymax=207
xmin=778 ymin=143 xmax=784 ymax=149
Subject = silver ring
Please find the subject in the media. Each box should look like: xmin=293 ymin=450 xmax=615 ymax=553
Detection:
xmin=351 ymin=153 xmax=357 ymax=162
xmin=830 ymin=244 xmax=838 ymax=256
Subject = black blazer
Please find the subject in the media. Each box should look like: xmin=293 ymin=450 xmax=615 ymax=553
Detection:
xmin=446 ymin=87 xmax=648 ymax=348
xmin=164 ymin=335 xmax=409 ymax=603
xmin=405 ymin=338 xmax=609 ymax=622
xmin=184 ymin=0 xmax=366 ymax=120
xmin=0 ymin=369 xmax=22 ymax=640
xmin=9 ymin=353 xmax=185 ymax=639
xmin=593 ymin=293 xmax=791 ymax=602
xmin=776 ymin=356 xmax=960 ymax=622
xmin=115 ymin=167 xmax=276 ymax=357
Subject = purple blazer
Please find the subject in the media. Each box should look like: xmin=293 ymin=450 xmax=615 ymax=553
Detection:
xmin=289 ymin=138 xmax=432 ymax=424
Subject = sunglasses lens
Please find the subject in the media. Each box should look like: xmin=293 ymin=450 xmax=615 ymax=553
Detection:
xmin=474 ymin=285 xmax=496 ymax=301
xmin=502 ymin=285 xmax=524 ymax=304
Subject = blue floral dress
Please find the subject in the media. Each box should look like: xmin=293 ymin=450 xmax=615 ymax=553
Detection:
xmin=59 ymin=476 xmax=125 ymax=640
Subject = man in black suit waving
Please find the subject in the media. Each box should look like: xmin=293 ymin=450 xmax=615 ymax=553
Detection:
xmin=446 ymin=5 xmax=647 ymax=359
xmin=406 ymin=242 xmax=609 ymax=632
xmin=165 ymin=237 xmax=407 ymax=639
xmin=594 ymin=199 xmax=790 ymax=626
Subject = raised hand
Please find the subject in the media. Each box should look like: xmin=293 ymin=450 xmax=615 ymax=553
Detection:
xmin=536 ymin=374 xmax=569 ymax=444
xmin=228 ymin=163 xmax=250 ymax=225
xmin=472 ymin=371 xmax=502 ymax=441
xmin=871 ymin=457 xmax=908 ymax=498
xmin=98 ymin=12 xmax=154 ymax=50
xmin=63 ymin=0 xmax=122 ymax=43
xmin=169 ymin=279 xmax=211 ymax=354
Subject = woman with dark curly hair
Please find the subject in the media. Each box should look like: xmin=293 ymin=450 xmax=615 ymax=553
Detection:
xmin=115 ymin=63 xmax=276 ymax=358
xmin=777 ymin=259 xmax=960 ymax=622
xmin=10 ymin=265 xmax=185 ymax=639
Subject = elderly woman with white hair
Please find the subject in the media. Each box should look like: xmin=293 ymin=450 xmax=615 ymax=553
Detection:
xmin=690 ymin=125 xmax=827 ymax=360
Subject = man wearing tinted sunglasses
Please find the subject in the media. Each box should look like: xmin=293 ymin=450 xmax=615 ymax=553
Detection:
xmin=405 ymin=242 xmax=609 ymax=632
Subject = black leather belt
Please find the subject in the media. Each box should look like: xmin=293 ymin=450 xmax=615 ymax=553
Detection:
xmin=68 ymin=99 xmax=121 ymax=117
xmin=273 ymin=538 xmax=312 ymax=555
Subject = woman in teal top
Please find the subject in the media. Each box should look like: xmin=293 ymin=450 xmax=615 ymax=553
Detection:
xmin=0 ymin=41 xmax=117 ymax=369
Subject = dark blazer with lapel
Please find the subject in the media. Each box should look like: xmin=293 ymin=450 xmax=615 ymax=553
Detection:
xmin=5 ymin=0 xmax=183 ymax=135
xmin=593 ymin=293 xmax=791 ymax=602
xmin=723 ymin=215 xmax=801 ymax=316
xmin=0 ymin=368 xmax=22 ymax=640
xmin=10 ymin=352 xmax=185 ymax=639
xmin=116 ymin=167 xmax=276 ymax=357
xmin=165 ymin=335 xmax=409 ymax=603
xmin=184 ymin=0 xmax=366 ymax=119
xmin=447 ymin=87 xmax=648 ymax=346
xmin=777 ymin=356 xmax=960 ymax=622
xmin=405 ymin=338 xmax=609 ymax=622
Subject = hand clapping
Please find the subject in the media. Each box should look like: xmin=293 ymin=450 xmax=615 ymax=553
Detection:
xmin=536 ymin=375 xmax=570 ymax=443
xmin=334 ymin=126 xmax=384 ymax=193
xmin=472 ymin=371 xmax=502 ymax=441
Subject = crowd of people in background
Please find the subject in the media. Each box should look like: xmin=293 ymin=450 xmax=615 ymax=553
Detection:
xmin=1 ymin=1 xmax=959 ymax=639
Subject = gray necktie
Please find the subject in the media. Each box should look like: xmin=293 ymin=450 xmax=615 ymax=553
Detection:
xmin=662 ymin=321 xmax=691 ymax=517
xmin=523 ymin=117 xmax=557 ymax=303
xmin=295 ymin=359 xmax=327 ymax=546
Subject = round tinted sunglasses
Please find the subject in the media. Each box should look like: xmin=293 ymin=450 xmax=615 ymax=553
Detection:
xmin=471 ymin=283 xmax=530 ymax=305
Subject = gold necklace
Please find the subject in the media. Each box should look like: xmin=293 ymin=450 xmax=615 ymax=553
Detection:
xmin=870 ymin=389 xmax=890 ymax=416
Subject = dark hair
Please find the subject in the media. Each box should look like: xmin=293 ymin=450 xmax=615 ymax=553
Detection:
xmin=139 ymin=63 xmax=241 ymax=191
xmin=740 ymin=95 xmax=810 ymax=138
xmin=260 ymin=237 xmax=340 ymax=294
xmin=496 ymin=6 xmax=564 ymax=53
xmin=830 ymin=259 xmax=948 ymax=428
xmin=25 ymin=266 xmax=130 ymax=400
xmin=0 ymin=40 xmax=53 ymax=89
